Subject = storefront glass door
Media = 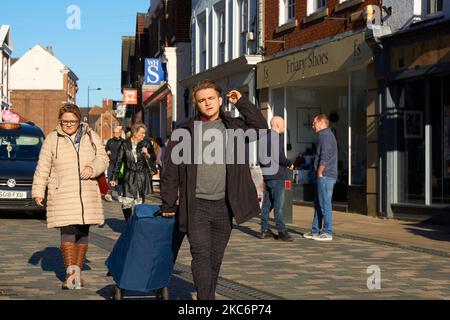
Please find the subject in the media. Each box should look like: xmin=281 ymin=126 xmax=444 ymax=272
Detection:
xmin=399 ymin=80 xmax=426 ymax=204
xmin=432 ymin=76 xmax=450 ymax=204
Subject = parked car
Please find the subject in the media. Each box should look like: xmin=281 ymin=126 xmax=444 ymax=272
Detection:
xmin=0 ymin=122 xmax=45 ymax=215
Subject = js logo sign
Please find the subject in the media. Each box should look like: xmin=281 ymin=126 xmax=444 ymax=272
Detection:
xmin=367 ymin=265 xmax=381 ymax=290
xmin=66 ymin=5 xmax=81 ymax=30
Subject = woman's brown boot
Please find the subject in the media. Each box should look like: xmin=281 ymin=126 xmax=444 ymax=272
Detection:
xmin=60 ymin=242 xmax=80 ymax=290
xmin=75 ymin=243 xmax=88 ymax=287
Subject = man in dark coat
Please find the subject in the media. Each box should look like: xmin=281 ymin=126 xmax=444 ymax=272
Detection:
xmin=105 ymin=126 xmax=124 ymax=202
xmin=161 ymin=80 xmax=268 ymax=300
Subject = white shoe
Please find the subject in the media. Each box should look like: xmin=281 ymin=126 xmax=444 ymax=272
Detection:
xmin=312 ymin=233 xmax=333 ymax=241
xmin=303 ymin=232 xmax=319 ymax=239
xmin=104 ymin=194 xmax=113 ymax=202
xmin=117 ymin=196 xmax=123 ymax=203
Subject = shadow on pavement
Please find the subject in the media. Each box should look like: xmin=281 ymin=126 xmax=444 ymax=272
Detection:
xmin=404 ymin=221 xmax=450 ymax=243
xmin=28 ymin=247 xmax=91 ymax=282
xmin=97 ymin=275 xmax=195 ymax=300
xmin=104 ymin=218 xmax=126 ymax=233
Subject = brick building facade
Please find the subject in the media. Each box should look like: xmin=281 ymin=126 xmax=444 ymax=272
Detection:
xmin=10 ymin=45 xmax=78 ymax=135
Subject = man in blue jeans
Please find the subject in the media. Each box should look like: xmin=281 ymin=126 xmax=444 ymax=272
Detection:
xmin=304 ymin=114 xmax=338 ymax=241
xmin=259 ymin=116 xmax=294 ymax=241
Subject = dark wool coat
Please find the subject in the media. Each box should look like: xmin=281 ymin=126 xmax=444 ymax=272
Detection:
xmin=161 ymin=97 xmax=268 ymax=233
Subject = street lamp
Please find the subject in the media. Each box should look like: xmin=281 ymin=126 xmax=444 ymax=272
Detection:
xmin=87 ymin=86 xmax=101 ymax=125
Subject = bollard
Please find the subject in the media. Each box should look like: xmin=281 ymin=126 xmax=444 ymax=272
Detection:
xmin=283 ymin=171 xmax=293 ymax=224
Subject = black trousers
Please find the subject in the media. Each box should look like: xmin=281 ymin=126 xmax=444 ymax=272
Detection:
xmin=188 ymin=198 xmax=232 ymax=300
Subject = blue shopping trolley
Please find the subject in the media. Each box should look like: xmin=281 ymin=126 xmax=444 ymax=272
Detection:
xmin=105 ymin=204 xmax=174 ymax=300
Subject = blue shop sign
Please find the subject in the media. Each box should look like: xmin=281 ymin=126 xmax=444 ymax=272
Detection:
xmin=144 ymin=59 xmax=166 ymax=85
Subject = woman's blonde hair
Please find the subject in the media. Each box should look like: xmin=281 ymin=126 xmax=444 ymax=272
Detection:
xmin=131 ymin=123 xmax=147 ymax=135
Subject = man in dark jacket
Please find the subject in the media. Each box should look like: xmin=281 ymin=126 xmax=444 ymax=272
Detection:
xmin=259 ymin=116 xmax=294 ymax=241
xmin=160 ymin=80 xmax=268 ymax=300
xmin=105 ymin=127 xmax=124 ymax=202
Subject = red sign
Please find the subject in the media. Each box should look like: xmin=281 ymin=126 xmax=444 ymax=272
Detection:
xmin=123 ymin=90 xmax=138 ymax=105
xmin=285 ymin=180 xmax=291 ymax=190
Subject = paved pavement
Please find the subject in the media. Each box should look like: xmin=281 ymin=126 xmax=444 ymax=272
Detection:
xmin=1 ymin=194 xmax=450 ymax=300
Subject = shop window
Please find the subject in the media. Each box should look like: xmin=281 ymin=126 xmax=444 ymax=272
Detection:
xmin=350 ymin=70 xmax=367 ymax=186
xmin=398 ymin=80 xmax=426 ymax=204
xmin=431 ymin=76 xmax=450 ymax=204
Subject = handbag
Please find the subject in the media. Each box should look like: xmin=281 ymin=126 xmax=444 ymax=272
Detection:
xmin=145 ymin=156 xmax=159 ymax=177
xmin=87 ymin=130 xmax=110 ymax=196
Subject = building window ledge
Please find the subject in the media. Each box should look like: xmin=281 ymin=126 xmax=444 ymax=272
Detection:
xmin=303 ymin=8 xmax=329 ymax=24
xmin=335 ymin=0 xmax=364 ymax=13
xmin=275 ymin=19 xmax=298 ymax=34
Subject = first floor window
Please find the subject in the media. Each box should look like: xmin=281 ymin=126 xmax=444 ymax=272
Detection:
xmin=427 ymin=0 xmax=443 ymax=14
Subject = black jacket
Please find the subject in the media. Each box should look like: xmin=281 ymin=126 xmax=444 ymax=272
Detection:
xmin=105 ymin=137 xmax=124 ymax=165
xmin=259 ymin=130 xmax=293 ymax=181
xmin=112 ymin=138 xmax=156 ymax=199
xmin=160 ymin=97 xmax=268 ymax=233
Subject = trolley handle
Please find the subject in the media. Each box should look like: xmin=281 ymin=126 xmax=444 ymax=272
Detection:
xmin=154 ymin=210 xmax=175 ymax=219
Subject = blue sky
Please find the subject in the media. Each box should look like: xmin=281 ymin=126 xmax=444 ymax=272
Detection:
xmin=0 ymin=0 xmax=149 ymax=108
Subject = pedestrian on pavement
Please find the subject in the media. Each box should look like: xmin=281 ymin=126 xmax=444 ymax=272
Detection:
xmin=259 ymin=116 xmax=294 ymax=241
xmin=32 ymin=103 xmax=109 ymax=290
xmin=105 ymin=126 xmax=124 ymax=202
xmin=303 ymin=114 xmax=338 ymax=241
xmin=160 ymin=79 xmax=268 ymax=300
xmin=110 ymin=123 xmax=156 ymax=222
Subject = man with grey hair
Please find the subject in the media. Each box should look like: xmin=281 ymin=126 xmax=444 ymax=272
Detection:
xmin=259 ymin=116 xmax=294 ymax=241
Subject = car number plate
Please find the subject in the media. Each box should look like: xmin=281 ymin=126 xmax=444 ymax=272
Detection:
xmin=0 ymin=191 xmax=27 ymax=199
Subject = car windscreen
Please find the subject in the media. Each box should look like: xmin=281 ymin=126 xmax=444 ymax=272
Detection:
xmin=0 ymin=133 xmax=44 ymax=161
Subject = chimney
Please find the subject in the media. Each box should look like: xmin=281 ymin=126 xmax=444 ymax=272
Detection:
xmin=44 ymin=46 xmax=54 ymax=55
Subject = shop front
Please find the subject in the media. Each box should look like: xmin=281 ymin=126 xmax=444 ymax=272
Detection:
xmin=378 ymin=20 xmax=450 ymax=221
xmin=142 ymin=83 xmax=171 ymax=139
xmin=257 ymin=30 xmax=376 ymax=214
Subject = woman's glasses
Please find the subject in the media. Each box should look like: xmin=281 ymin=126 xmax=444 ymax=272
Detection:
xmin=60 ymin=120 xmax=79 ymax=126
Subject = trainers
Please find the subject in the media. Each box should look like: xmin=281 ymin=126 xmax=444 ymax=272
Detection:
xmin=104 ymin=194 xmax=113 ymax=202
xmin=278 ymin=230 xmax=294 ymax=242
xmin=312 ymin=233 xmax=333 ymax=241
xmin=259 ymin=229 xmax=274 ymax=239
xmin=303 ymin=232 xmax=319 ymax=239
xmin=117 ymin=196 xmax=123 ymax=203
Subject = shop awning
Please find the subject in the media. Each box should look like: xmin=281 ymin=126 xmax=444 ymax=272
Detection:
xmin=143 ymin=83 xmax=171 ymax=108
xmin=256 ymin=31 xmax=372 ymax=89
